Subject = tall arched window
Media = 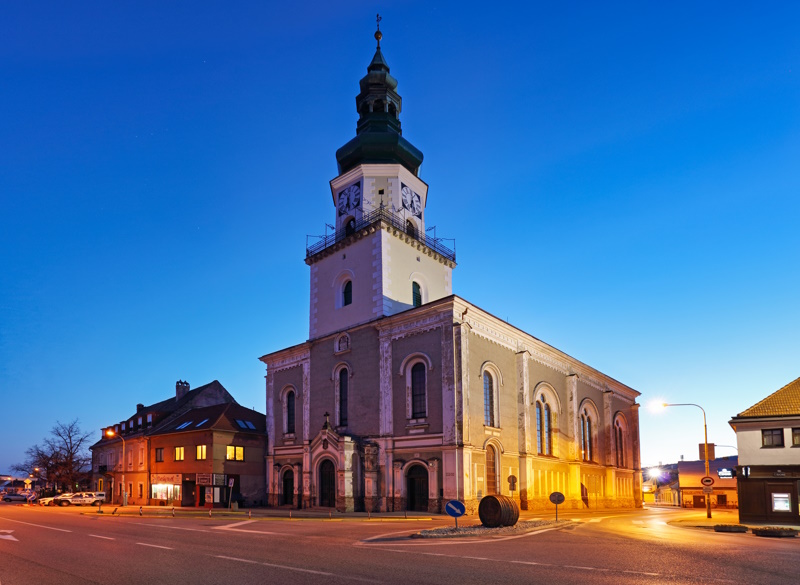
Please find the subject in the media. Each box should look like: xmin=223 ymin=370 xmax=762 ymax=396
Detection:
xmin=483 ymin=372 xmax=495 ymax=427
xmin=486 ymin=444 xmax=498 ymax=495
xmin=544 ymin=403 xmax=552 ymax=455
xmin=406 ymin=219 xmax=417 ymax=238
xmin=343 ymin=281 xmax=352 ymax=306
xmin=339 ymin=368 xmax=348 ymax=426
xmin=615 ymin=419 xmax=626 ymax=468
xmin=536 ymin=401 xmax=543 ymax=454
xmin=536 ymin=398 xmax=553 ymax=456
xmin=411 ymin=362 xmax=426 ymax=418
xmin=412 ymin=282 xmax=422 ymax=307
xmin=286 ymin=391 xmax=295 ymax=434
xmin=581 ymin=410 xmax=593 ymax=462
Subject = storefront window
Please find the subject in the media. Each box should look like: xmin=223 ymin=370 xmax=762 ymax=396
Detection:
xmin=151 ymin=483 xmax=182 ymax=502
xmin=772 ymin=493 xmax=791 ymax=512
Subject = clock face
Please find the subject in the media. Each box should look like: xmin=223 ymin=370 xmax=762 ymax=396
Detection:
xmin=337 ymin=182 xmax=362 ymax=216
xmin=400 ymin=183 xmax=422 ymax=217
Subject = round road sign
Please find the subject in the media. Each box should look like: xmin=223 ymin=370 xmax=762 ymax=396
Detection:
xmin=549 ymin=491 xmax=565 ymax=505
xmin=701 ymin=476 xmax=715 ymax=486
xmin=445 ymin=500 xmax=466 ymax=518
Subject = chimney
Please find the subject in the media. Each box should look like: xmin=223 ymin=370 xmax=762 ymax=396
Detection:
xmin=176 ymin=380 xmax=190 ymax=401
xmin=136 ymin=403 xmax=144 ymax=413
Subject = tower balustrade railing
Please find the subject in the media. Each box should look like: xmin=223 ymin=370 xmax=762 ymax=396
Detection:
xmin=306 ymin=207 xmax=455 ymax=262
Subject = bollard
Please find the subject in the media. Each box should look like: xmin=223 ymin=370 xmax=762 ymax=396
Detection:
xmin=248 ymin=509 xmax=251 ymax=519
xmin=209 ymin=508 xmax=212 ymax=518
xmin=329 ymin=511 xmax=332 ymax=519
xmin=112 ymin=507 xmax=118 ymax=516
xmin=289 ymin=510 xmax=292 ymax=520
xmin=368 ymin=511 xmax=371 ymax=520
xmin=172 ymin=507 xmax=175 ymax=518
xmin=139 ymin=506 xmax=142 ymax=516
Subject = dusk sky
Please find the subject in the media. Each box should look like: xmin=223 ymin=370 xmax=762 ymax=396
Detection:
xmin=2 ymin=2 xmax=799 ymax=475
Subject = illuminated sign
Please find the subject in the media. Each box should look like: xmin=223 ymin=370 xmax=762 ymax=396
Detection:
xmin=717 ymin=468 xmax=734 ymax=479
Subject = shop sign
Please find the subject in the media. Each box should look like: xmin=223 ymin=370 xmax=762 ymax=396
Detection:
xmin=213 ymin=474 xmax=227 ymax=486
xmin=151 ymin=473 xmax=181 ymax=484
xmin=197 ymin=473 xmax=212 ymax=486
xmin=717 ymin=468 xmax=734 ymax=479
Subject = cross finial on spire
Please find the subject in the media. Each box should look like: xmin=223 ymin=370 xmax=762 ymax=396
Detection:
xmin=375 ymin=13 xmax=383 ymax=48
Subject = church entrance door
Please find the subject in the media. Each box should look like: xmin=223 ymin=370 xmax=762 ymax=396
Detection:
xmin=319 ymin=460 xmax=336 ymax=508
xmin=407 ymin=465 xmax=429 ymax=512
xmin=282 ymin=469 xmax=294 ymax=506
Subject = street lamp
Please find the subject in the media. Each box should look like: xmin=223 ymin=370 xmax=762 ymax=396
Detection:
xmin=105 ymin=429 xmax=127 ymax=506
xmin=661 ymin=402 xmax=711 ymax=519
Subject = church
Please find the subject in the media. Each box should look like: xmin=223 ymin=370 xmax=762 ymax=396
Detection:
xmin=259 ymin=24 xmax=642 ymax=513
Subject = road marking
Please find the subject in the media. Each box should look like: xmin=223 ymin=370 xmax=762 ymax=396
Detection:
xmin=379 ymin=546 xmax=663 ymax=578
xmin=632 ymin=520 xmax=643 ymax=524
xmin=215 ymin=555 xmax=381 ymax=582
xmin=212 ymin=520 xmax=285 ymax=535
xmin=359 ymin=525 xmax=565 ymax=547
xmin=0 ymin=517 xmax=71 ymax=532
xmin=0 ymin=530 xmax=18 ymax=542
xmin=141 ymin=523 xmax=211 ymax=533
xmin=216 ymin=556 xmax=332 ymax=576
xmin=88 ymin=534 xmax=115 ymax=540
xmin=589 ymin=518 xmax=602 ymax=523
xmin=136 ymin=543 xmax=174 ymax=550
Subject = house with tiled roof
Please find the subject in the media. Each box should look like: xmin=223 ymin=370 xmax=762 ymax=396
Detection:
xmin=90 ymin=380 xmax=266 ymax=507
xmin=728 ymin=376 xmax=800 ymax=524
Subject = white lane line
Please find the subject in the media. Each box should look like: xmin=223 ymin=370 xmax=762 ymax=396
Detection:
xmin=632 ymin=520 xmax=643 ymax=524
xmin=88 ymin=534 xmax=115 ymax=540
xmin=0 ymin=517 xmax=71 ymax=533
xmin=136 ymin=543 xmax=174 ymax=550
xmin=215 ymin=555 xmax=381 ymax=583
xmin=140 ymin=523 xmax=211 ymax=533
xmin=213 ymin=520 xmax=257 ymax=530
xmin=216 ymin=555 xmax=333 ymax=576
xmin=380 ymin=544 xmax=660 ymax=578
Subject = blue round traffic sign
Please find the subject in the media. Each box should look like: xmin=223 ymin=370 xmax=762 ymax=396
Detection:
xmin=445 ymin=500 xmax=466 ymax=518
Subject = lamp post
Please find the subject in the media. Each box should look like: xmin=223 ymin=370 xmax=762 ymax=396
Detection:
xmin=105 ymin=429 xmax=127 ymax=506
xmin=662 ymin=402 xmax=711 ymax=519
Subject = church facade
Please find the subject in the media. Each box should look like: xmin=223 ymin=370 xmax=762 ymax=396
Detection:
xmin=260 ymin=27 xmax=642 ymax=514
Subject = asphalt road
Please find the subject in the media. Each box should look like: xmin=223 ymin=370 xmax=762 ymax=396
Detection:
xmin=1 ymin=503 xmax=798 ymax=584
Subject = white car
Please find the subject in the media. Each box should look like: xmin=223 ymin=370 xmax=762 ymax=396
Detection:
xmin=40 ymin=493 xmax=73 ymax=506
xmin=57 ymin=492 xmax=103 ymax=506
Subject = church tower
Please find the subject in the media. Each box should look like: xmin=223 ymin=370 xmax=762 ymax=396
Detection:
xmin=306 ymin=24 xmax=456 ymax=340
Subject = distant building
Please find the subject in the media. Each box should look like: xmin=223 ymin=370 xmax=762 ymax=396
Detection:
xmin=729 ymin=376 xmax=800 ymax=524
xmin=90 ymin=380 xmax=266 ymax=507
xmin=676 ymin=457 xmax=738 ymax=509
xmin=259 ymin=26 xmax=642 ymax=514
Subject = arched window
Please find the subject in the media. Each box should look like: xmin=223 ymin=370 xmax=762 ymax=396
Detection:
xmin=411 ymin=362 xmax=426 ymax=418
xmin=581 ymin=410 xmax=593 ymax=462
xmin=343 ymin=281 xmax=352 ymax=306
xmin=345 ymin=218 xmax=355 ymax=236
xmin=535 ymin=395 xmax=553 ymax=455
xmin=486 ymin=444 xmax=498 ymax=495
xmin=412 ymin=282 xmax=422 ymax=307
xmin=483 ymin=371 xmax=495 ymax=427
xmin=406 ymin=219 xmax=417 ymax=238
xmin=339 ymin=368 xmax=348 ymax=427
xmin=615 ymin=419 xmax=626 ymax=468
xmin=286 ymin=391 xmax=295 ymax=435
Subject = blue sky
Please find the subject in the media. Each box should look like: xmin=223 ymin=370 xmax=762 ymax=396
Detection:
xmin=1 ymin=1 xmax=799 ymax=474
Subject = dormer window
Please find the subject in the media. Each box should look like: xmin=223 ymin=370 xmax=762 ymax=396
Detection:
xmin=122 ymin=422 xmax=126 ymax=432
xmin=146 ymin=414 xmax=153 ymax=426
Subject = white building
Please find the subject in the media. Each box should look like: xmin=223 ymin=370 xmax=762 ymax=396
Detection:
xmin=260 ymin=26 xmax=642 ymax=513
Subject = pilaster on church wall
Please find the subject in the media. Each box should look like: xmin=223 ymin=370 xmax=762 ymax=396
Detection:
xmin=566 ymin=374 xmax=579 ymax=461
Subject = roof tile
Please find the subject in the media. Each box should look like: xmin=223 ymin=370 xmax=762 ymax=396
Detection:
xmin=737 ymin=376 xmax=800 ymax=418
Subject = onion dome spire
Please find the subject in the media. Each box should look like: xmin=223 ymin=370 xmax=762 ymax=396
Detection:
xmin=335 ymin=16 xmax=424 ymax=176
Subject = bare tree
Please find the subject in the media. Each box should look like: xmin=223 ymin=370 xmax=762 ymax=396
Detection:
xmin=12 ymin=419 xmax=92 ymax=492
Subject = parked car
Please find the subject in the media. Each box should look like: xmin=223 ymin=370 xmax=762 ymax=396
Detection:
xmin=39 ymin=493 xmax=72 ymax=506
xmin=3 ymin=492 xmax=37 ymax=503
xmin=57 ymin=492 xmax=103 ymax=506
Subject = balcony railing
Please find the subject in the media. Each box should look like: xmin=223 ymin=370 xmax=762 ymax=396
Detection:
xmin=306 ymin=207 xmax=456 ymax=262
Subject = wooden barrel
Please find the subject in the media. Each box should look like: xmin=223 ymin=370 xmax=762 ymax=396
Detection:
xmin=478 ymin=494 xmax=520 ymax=527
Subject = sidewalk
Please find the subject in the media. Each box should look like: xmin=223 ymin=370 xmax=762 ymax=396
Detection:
xmin=667 ymin=509 xmax=800 ymax=531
